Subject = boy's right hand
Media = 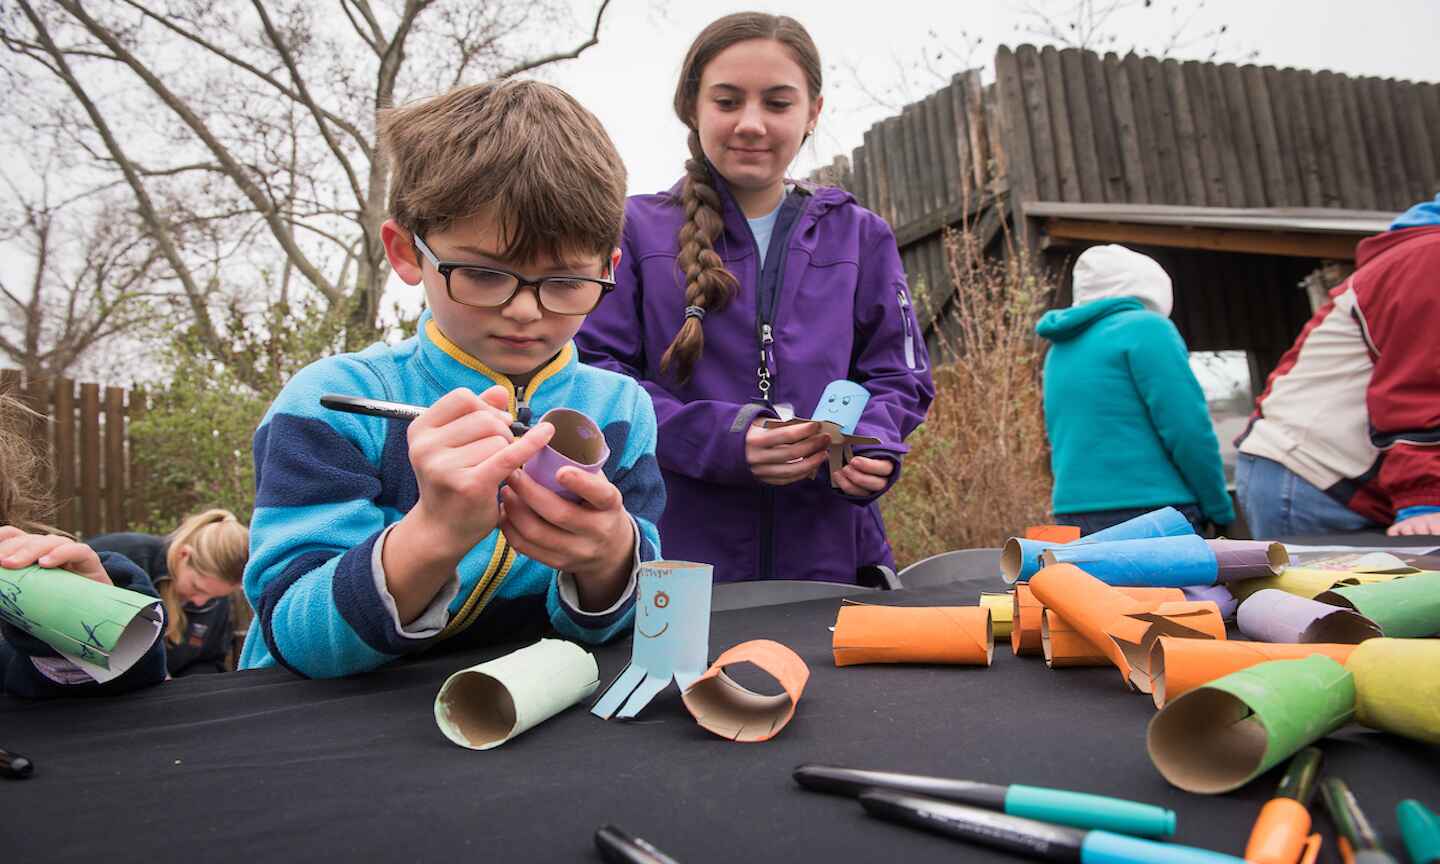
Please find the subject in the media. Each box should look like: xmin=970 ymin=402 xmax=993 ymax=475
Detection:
xmin=401 ymin=386 xmax=556 ymax=559
xmin=0 ymin=525 xmax=111 ymax=585
xmin=746 ymin=419 xmax=831 ymax=486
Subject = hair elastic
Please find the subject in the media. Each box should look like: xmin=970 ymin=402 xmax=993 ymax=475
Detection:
xmin=684 ymin=305 xmax=706 ymax=322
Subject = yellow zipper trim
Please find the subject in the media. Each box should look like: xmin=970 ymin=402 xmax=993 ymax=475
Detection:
xmin=423 ymin=320 xmax=573 ymax=639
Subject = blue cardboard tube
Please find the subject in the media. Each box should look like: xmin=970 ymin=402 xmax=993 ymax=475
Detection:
xmin=1002 ymin=507 xmax=1197 ymax=584
xmin=1043 ymin=535 xmax=1217 ymax=588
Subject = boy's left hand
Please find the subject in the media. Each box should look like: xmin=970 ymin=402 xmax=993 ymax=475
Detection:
xmin=499 ymin=467 xmax=635 ymax=611
xmin=832 ymin=455 xmax=894 ymax=497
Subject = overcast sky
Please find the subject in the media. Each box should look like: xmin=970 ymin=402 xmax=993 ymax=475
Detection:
xmin=546 ymin=0 xmax=1440 ymax=197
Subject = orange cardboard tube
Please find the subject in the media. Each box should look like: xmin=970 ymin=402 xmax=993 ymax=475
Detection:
xmin=682 ymin=639 xmax=810 ymax=743
xmin=1106 ymin=600 xmax=1227 ymax=692
xmin=1012 ymin=585 xmax=1044 ymax=656
xmin=1025 ymin=525 xmax=1082 ymax=543
xmin=833 ymin=605 xmax=993 ymax=667
xmin=1149 ymin=637 xmax=1359 ymax=709
xmin=1042 ymin=608 xmax=1108 ymax=667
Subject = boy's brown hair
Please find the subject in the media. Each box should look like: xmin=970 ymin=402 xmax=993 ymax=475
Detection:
xmin=378 ymin=78 xmax=627 ymax=264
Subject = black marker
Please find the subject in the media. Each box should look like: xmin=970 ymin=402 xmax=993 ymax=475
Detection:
xmin=320 ymin=394 xmax=529 ymax=437
xmin=794 ymin=764 xmax=1175 ymax=837
xmin=1320 ymin=778 xmax=1399 ymax=864
xmin=1 ymin=746 xmax=34 ymax=779
xmin=594 ymin=825 xmax=682 ymax=864
xmin=857 ymin=790 xmax=1245 ymax=863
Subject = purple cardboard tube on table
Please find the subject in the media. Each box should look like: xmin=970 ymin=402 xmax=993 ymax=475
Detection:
xmin=1183 ymin=584 xmax=1239 ymax=620
xmin=1207 ymin=540 xmax=1288 ymax=583
xmin=523 ymin=408 xmax=609 ymax=503
xmin=1235 ymin=589 xmax=1382 ymax=644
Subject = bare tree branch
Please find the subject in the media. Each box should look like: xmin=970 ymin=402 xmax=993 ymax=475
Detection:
xmin=497 ymin=0 xmax=611 ymax=78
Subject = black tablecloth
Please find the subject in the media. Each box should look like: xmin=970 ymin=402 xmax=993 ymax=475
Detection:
xmin=4 ymin=582 xmax=1438 ymax=864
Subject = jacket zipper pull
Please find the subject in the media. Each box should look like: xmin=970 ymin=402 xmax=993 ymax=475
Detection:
xmin=897 ymin=290 xmax=918 ymax=370
xmin=514 ymin=384 xmax=532 ymax=427
xmin=757 ymin=324 xmax=774 ymax=401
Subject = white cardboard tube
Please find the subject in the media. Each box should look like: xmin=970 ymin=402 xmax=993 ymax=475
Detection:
xmin=434 ymin=639 xmax=599 ymax=750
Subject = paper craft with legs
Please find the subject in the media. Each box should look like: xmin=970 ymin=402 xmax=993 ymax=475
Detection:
xmin=759 ymin=380 xmax=881 ymax=488
xmin=591 ymin=561 xmax=713 ymax=720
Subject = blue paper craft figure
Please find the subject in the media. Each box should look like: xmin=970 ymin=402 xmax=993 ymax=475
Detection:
xmin=814 ymin=380 xmax=870 ymax=436
xmin=591 ymin=561 xmax=714 ymax=719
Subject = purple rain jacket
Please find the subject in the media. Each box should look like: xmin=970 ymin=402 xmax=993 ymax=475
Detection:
xmin=576 ymin=175 xmax=934 ymax=584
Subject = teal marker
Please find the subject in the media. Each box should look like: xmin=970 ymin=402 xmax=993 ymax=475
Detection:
xmin=1398 ymin=800 xmax=1440 ymax=864
xmin=794 ymin=764 xmax=1176 ymax=838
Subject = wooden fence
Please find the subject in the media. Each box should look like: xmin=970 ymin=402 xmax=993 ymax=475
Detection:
xmin=1 ymin=368 xmax=145 ymax=538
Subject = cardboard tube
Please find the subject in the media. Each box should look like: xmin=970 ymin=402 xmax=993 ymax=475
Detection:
xmin=1147 ymin=656 xmax=1357 ymax=794
xmin=1345 ymin=638 xmax=1440 ymax=745
xmin=833 ymin=605 xmax=993 ymax=666
xmin=1229 ymin=569 xmax=1355 ymax=602
xmin=1236 ymin=590 xmax=1383 ymax=644
xmin=435 ymin=639 xmax=599 ymax=750
xmin=1315 ymin=572 xmax=1440 ymax=638
xmin=1042 ymin=608 xmax=1109 ymax=667
xmin=1208 ymin=540 xmax=1289 ymax=583
xmin=1001 ymin=507 xmax=1196 ymax=584
xmin=980 ymin=592 xmax=1013 ymax=639
xmin=523 ymin=408 xmax=609 ymax=502
xmin=1040 ymin=589 xmax=1184 ymax=669
xmin=1149 ymin=637 xmax=1359 ymax=709
xmin=1012 ymin=586 xmax=1044 ymax=656
xmin=682 ymin=640 xmax=810 ymax=743
xmin=1042 ymin=535 xmax=1217 ymax=588
xmin=1025 ymin=525 xmax=1081 ymax=542
xmin=1183 ymin=584 xmax=1239 ymax=620
xmin=1030 ymin=565 xmax=1223 ymax=690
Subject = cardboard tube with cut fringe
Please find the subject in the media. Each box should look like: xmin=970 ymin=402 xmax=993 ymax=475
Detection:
xmin=980 ymin=592 xmax=1013 ymax=639
xmin=682 ymin=640 xmax=810 ymax=743
xmin=1315 ymin=572 xmax=1440 ymax=638
xmin=1040 ymin=587 xmax=1185 ymax=668
xmin=833 ymin=605 xmax=993 ymax=666
xmin=434 ymin=639 xmax=599 ymax=750
xmin=1236 ymin=589 xmax=1382 ymax=644
xmin=1148 ymin=637 xmax=1359 ymax=709
xmin=1346 ymin=638 xmax=1440 ymax=745
xmin=1000 ymin=507 xmax=1196 ymax=584
xmin=1029 ymin=564 xmax=1223 ymax=692
xmin=1147 ymin=655 xmax=1356 ymax=794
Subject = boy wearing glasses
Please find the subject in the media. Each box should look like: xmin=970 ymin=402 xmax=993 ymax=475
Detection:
xmin=240 ymin=80 xmax=663 ymax=678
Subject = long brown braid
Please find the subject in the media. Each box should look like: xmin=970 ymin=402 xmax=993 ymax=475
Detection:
xmin=661 ymin=13 xmax=823 ymax=384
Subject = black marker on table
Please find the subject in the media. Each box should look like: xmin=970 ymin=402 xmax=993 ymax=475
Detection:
xmin=594 ymin=825 xmax=682 ymax=864
xmin=320 ymin=394 xmax=529 ymax=437
xmin=1 ymin=746 xmax=35 ymax=779
xmin=1320 ymin=778 xmax=1399 ymax=864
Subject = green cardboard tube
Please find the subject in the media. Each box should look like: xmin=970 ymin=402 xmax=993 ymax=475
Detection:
xmin=1147 ymin=655 xmax=1356 ymax=794
xmin=1315 ymin=572 xmax=1440 ymax=638
xmin=1398 ymin=799 xmax=1440 ymax=864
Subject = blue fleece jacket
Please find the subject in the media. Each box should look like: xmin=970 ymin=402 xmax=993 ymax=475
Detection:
xmin=239 ymin=312 xmax=664 ymax=679
xmin=1037 ymin=297 xmax=1235 ymax=524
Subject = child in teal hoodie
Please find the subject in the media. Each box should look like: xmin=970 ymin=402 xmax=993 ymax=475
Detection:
xmin=1036 ymin=245 xmax=1234 ymax=535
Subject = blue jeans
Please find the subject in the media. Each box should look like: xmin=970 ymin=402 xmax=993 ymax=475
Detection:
xmin=1055 ymin=504 xmax=1206 ymax=537
xmin=1236 ymin=453 xmax=1379 ymax=539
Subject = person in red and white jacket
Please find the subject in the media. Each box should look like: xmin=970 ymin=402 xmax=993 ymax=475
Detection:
xmin=1236 ymin=193 xmax=1440 ymax=539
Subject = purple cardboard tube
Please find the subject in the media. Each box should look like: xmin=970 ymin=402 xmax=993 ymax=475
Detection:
xmin=523 ymin=408 xmax=609 ymax=503
xmin=1235 ymin=589 xmax=1382 ymax=644
xmin=1182 ymin=584 xmax=1239 ymax=620
xmin=1206 ymin=539 xmax=1288 ymax=583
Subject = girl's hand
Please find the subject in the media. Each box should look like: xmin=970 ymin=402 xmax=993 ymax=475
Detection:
xmin=746 ymin=420 xmax=831 ymax=486
xmin=1388 ymin=511 xmax=1440 ymax=536
xmin=0 ymin=526 xmax=111 ymax=585
xmin=499 ymin=466 xmax=634 ymax=611
xmin=832 ymin=455 xmax=895 ymax=497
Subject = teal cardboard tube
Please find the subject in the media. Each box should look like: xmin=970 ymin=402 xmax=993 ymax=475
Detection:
xmin=1042 ymin=535 xmax=1216 ymax=588
xmin=1001 ymin=507 xmax=1196 ymax=583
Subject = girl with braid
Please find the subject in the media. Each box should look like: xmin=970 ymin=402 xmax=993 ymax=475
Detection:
xmin=578 ymin=12 xmax=934 ymax=584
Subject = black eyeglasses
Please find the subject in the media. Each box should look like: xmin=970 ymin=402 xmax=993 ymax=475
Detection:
xmin=412 ymin=233 xmax=615 ymax=316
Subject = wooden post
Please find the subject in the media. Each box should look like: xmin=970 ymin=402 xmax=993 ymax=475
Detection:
xmin=80 ymin=382 xmax=101 ymax=538
xmin=104 ymin=386 xmax=125 ymax=534
xmin=128 ymin=388 xmax=148 ymax=530
xmin=1105 ymin=52 xmax=1148 ymax=203
xmin=52 ymin=378 xmax=76 ymax=534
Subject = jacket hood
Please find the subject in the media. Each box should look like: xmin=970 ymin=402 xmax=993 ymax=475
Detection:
xmin=1070 ymin=244 xmax=1173 ymax=318
xmin=1356 ymin=224 xmax=1440 ymax=267
xmin=1390 ymin=193 xmax=1440 ymax=230
xmin=1036 ymin=296 xmax=1146 ymax=342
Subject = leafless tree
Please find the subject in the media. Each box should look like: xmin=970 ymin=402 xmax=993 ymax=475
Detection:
xmin=0 ymin=0 xmax=614 ymax=382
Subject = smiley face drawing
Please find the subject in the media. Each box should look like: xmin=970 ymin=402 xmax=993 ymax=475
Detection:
xmin=591 ymin=561 xmax=715 ymax=720
xmin=813 ymin=380 xmax=870 ymax=435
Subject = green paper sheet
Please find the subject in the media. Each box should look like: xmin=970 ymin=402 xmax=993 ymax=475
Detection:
xmin=1315 ymin=572 xmax=1440 ymax=638
xmin=1147 ymin=655 xmax=1355 ymax=794
xmin=1346 ymin=638 xmax=1440 ymax=746
xmin=0 ymin=564 xmax=164 ymax=683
